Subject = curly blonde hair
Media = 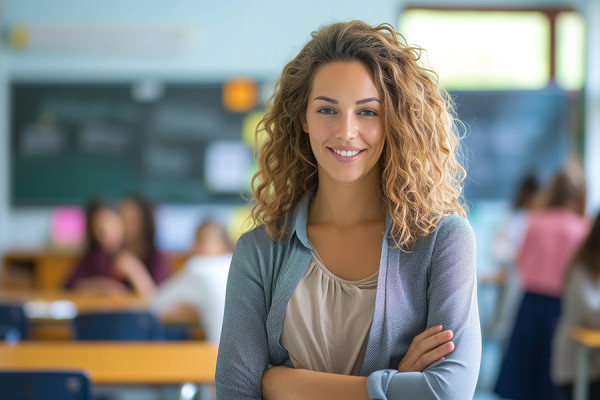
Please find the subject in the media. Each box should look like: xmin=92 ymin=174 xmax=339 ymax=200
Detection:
xmin=251 ymin=20 xmax=466 ymax=249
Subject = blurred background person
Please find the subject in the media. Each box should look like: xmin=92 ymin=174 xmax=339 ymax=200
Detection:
xmin=65 ymin=197 xmax=157 ymax=299
xmin=152 ymin=220 xmax=233 ymax=343
xmin=552 ymin=211 xmax=600 ymax=400
xmin=494 ymin=160 xmax=589 ymax=400
xmin=484 ymin=172 xmax=543 ymax=347
xmin=118 ymin=193 xmax=170 ymax=288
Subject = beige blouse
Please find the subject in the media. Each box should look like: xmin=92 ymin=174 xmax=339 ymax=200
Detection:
xmin=280 ymin=250 xmax=378 ymax=376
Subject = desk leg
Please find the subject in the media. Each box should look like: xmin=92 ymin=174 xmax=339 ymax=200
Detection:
xmin=574 ymin=343 xmax=589 ymax=400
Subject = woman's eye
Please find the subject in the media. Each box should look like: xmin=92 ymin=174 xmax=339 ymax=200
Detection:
xmin=317 ymin=108 xmax=335 ymax=115
xmin=360 ymin=110 xmax=377 ymax=116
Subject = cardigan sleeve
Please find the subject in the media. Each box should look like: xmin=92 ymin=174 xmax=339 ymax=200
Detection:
xmin=215 ymin=233 xmax=270 ymax=399
xmin=367 ymin=214 xmax=481 ymax=399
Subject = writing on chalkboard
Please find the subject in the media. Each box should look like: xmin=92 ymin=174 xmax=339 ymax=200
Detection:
xmin=11 ymin=82 xmax=257 ymax=206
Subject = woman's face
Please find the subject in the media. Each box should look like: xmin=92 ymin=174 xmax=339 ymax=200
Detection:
xmin=302 ymin=61 xmax=385 ymax=186
xmin=92 ymin=209 xmax=124 ymax=253
xmin=119 ymin=199 xmax=142 ymax=246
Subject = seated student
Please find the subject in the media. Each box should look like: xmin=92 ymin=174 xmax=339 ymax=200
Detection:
xmin=65 ymin=198 xmax=158 ymax=299
xmin=552 ymin=211 xmax=600 ymax=400
xmin=152 ymin=221 xmax=233 ymax=342
xmin=118 ymin=194 xmax=170 ymax=287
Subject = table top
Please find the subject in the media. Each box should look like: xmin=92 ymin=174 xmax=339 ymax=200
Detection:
xmin=1 ymin=289 xmax=202 ymax=340
xmin=0 ymin=289 xmax=150 ymax=318
xmin=0 ymin=341 xmax=218 ymax=384
xmin=572 ymin=327 xmax=600 ymax=348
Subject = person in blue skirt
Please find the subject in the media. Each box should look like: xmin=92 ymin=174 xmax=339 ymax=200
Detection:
xmin=495 ymin=162 xmax=589 ymax=400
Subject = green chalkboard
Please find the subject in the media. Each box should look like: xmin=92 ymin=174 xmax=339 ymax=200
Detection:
xmin=11 ymin=83 xmax=255 ymax=206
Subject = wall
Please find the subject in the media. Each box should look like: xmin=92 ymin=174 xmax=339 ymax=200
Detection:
xmin=1 ymin=0 xmax=596 ymax=252
xmin=584 ymin=0 xmax=600 ymax=216
xmin=0 ymin=0 xmax=9 ymax=251
xmin=0 ymin=0 xmax=402 ymax=250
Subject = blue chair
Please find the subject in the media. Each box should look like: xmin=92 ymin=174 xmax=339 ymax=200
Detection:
xmin=0 ymin=323 xmax=21 ymax=342
xmin=0 ymin=370 xmax=91 ymax=400
xmin=0 ymin=304 xmax=29 ymax=340
xmin=73 ymin=311 xmax=165 ymax=341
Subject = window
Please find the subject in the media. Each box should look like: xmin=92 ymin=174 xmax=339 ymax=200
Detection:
xmin=399 ymin=8 xmax=584 ymax=91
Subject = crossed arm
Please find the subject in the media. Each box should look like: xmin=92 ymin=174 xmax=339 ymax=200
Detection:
xmin=216 ymin=217 xmax=480 ymax=399
xmin=261 ymin=325 xmax=455 ymax=400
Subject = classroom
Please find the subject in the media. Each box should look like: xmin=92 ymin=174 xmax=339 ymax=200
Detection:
xmin=1 ymin=0 xmax=600 ymax=399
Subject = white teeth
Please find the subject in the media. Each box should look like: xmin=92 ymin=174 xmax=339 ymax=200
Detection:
xmin=333 ymin=149 xmax=360 ymax=157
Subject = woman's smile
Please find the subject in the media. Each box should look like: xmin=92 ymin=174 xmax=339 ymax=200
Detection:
xmin=328 ymin=146 xmax=366 ymax=161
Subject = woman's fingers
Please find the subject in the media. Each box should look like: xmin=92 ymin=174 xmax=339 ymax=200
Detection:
xmin=417 ymin=329 xmax=454 ymax=354
xmin=413 ymin=325 xmax=444 ymax=342
xmin=398 ymin=326 xmax=455 ymax=373
xmin=412 ymin=340 xmax=455 ymax=372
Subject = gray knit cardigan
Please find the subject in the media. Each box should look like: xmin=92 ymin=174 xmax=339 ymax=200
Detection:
xmin=216 ymin=194 xmax=481 ymax=399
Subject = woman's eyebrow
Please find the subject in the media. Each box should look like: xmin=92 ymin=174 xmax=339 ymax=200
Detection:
xmin=356 ymin=97 xmax=381 ymax=105
xmin=313 ymin=96 xmax=381 ymax=105
xmin=313 ymin=96 xmax=338 ymax=104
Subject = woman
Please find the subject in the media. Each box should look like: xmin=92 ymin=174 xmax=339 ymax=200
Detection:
xmin=216 ymin=21 xmax=481 ymax=399
xmin=552 ymin=212 xmax=600 ymax=399
xmin=118 ymin=193 xmax=170 ymax=288
xmin=495 ymin=161 xmax=589 ymax=400
xmin=65 ymin=198 xmax=158 ymax=299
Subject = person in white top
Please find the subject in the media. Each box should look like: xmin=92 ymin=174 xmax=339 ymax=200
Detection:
xmin=152 ymin=220 xmax=233 ymax=342
xmin=485 ymin=173 xmax=542 ymax=347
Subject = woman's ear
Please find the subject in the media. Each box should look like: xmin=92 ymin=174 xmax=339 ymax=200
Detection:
xmin=301 ymin=115 xmax=308 ymax=133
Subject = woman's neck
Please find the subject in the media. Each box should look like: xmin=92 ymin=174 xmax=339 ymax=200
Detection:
xmin=308 ymin=170 xmax=384 ymax=226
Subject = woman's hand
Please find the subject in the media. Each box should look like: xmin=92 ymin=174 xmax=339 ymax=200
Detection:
xmin=397 ymin=325 xmax=455 ymax=373
xmin=112 ymin=251 xmax=156 ymax=299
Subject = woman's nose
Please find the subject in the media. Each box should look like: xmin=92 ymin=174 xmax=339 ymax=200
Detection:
xmin=335 ymin=113 xmax=358 ymax=140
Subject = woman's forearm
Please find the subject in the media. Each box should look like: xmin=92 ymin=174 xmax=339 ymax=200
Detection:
xmin=262 ymin=366 xmax=370 ymax=400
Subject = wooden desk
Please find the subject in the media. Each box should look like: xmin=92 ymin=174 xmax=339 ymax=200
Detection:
xmin=2 ymin=250 xmax=78 ymax=290
xmin=2 ymin=250 xmax=187 ymax=290
xmin=0 ymin=289 xmax=149 ymax=313
xmin=0 ymin=341 xmax=218 ymax=384
xmin=571 ymin=327 xmax=600 ymax=400
xmin=0 ymin=290 xmax=203 ymax=340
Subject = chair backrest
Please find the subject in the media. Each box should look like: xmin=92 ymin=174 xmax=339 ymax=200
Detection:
xmin=73 ymin=311 xmax=165 ymax=341
xmin=0 ymin=370 xmax=91 ymax=400
xmin=0 ymin=323 xmax=21 ymax=343
xmin=0 ymin=304 xmax=29 ymax=340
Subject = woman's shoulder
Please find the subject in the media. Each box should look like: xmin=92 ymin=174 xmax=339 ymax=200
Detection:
xmin=234 ymin=223 xmax=295 ymax=257
xmin=236 ymin=199 xmax=308 ymax=252
xmin=237 ymin=224 xmax=276 ymax=247
xmin=433 ymin=213 xmax=474 ymax=242
xmin=404 ymin=213 xmax=474 ymax=258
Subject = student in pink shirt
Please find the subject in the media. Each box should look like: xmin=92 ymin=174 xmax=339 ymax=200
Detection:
xmin=495 ymin=161 xmax=589 ymax=400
